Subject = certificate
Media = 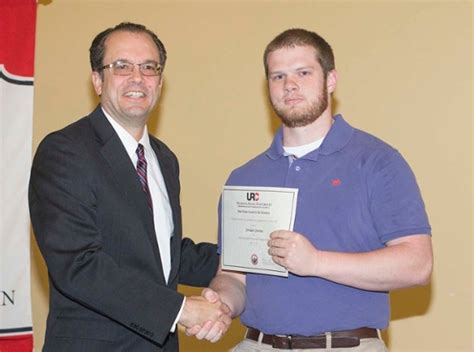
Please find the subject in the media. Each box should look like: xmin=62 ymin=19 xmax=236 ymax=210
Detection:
xmin=221 ymin=186 xmax=298 ymax=277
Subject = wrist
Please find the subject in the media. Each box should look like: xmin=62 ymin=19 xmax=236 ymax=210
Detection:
xmin=313 ymin=249 xmax=326 ymax=277
xmin=178 ymin=298 xmax=194 ymax=327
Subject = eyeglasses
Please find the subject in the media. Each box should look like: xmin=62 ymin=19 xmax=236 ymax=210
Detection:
xmin=100 ymin=60 xmax=162 ymax=76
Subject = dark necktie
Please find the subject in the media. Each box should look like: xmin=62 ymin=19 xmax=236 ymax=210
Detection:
xmin=135 ymin=144 xmax=153 ymax=212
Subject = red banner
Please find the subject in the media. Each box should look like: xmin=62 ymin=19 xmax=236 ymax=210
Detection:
xmin=0 ymin=0 xmax=36 ymax=77
xmin=0 ymin=1 xmax=36 ymax=351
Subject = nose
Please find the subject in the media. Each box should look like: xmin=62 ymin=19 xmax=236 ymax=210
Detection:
xmin=128 ymin=65 xmax=144 ymax=82
xmin=283 ymin=76 xmax=298 ymax=93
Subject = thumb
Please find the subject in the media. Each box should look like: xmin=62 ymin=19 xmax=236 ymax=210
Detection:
xmin=202 ymin=288 xmax=219 ymax=303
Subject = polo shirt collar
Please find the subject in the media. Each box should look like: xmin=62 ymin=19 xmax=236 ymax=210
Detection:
xmin=265 ymin=114 xmax=354 ymax=161
xmin=318 ymin=114 xmax=353 ymax=156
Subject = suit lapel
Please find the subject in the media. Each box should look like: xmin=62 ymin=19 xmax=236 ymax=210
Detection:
xmin=149 ymin=138 xmax=182 ymax=284
xmin=88 ymin=107 xmax=165 ymax=281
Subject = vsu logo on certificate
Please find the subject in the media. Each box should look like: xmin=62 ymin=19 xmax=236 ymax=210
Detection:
xmin=246 ymin=192 xmax=260 ymax=201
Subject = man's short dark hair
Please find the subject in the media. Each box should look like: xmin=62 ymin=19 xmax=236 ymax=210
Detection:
xmin=89 ymin=22 xmax=167 ymax=78
xmin=263 ymin=28 xmax=335 ymax=78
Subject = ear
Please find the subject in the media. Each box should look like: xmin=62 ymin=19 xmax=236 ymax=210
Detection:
xmin=91 ymin=71 xmax=103 ymax=96
xmin=326 ymin=69 xmax=338 ymax=94
xmin=155 ymin=74 xmax=164 ymax=96
xmin=158 ymin=74 xmax=164 ymax=90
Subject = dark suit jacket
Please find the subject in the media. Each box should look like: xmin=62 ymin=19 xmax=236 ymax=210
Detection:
xmin=29 ymin=106 xmax=219 ymax=351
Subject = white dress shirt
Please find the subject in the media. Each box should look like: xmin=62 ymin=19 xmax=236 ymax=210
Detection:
xmin=103 ymin=110 xmax=185 ymax=331
xmin=102 ymin=108 xmax=186 ymax=332
xmin=103 ymin=110 xmax=173 ymax=282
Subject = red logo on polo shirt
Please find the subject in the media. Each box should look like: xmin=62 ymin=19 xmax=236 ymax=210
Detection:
xmin=331 ymin=178 xmax=342 ymax=187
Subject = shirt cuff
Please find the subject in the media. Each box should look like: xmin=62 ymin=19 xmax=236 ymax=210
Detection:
xmin=170 ymin=297 xmax=186 ymax=333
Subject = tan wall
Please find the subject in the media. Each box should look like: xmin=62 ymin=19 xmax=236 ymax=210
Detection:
xmin=32 ymin=1 xmax=473 ymax=351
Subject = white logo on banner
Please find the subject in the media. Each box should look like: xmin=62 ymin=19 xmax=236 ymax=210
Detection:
xmin=0 ymin=64 xmax=34 ymax=335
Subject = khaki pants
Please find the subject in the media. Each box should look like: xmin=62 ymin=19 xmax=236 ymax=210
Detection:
xmin=230 ymin=335 xmax=388 ymax=352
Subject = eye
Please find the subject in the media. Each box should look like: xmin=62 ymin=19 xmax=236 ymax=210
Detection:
xmin=141 ymin=63 xmax=161 ymax=76
xmin=141 ymin=63 xmax=156 ymax=71
xmin=299 ymin=70 xmax=311 ymax=77
xmin=270 ymin=74 xmax=284 ymax=81
xmin=114 ymin=61 xmax=131 ymax=71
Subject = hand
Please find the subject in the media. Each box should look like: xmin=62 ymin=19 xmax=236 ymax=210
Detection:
xmin=268 ymin=230 xmax=319 ymax=276
xmin=184 ymin=289 xmax=232 ymax=342
xmin=179 ymin=294 xmax=230 ymax=330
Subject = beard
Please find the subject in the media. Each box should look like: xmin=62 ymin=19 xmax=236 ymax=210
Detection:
xmin=272 ymin=83 xmax=328 ymax=128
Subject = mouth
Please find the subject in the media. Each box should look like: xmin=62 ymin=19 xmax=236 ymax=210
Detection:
xmin=124 ymin=91 xmax=146 ymax=99
xmin=284 ymin=96 xmax=304 ymax=106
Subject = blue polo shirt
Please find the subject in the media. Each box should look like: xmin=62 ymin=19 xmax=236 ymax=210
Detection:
xmin=219 ymin=115 xmax=431 ymax=335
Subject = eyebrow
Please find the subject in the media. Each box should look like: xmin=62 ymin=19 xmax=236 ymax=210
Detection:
xmin=114 ymin=58 xmax=159 ymax=64
xmin=295 ymin=66 xmax=314 ymax=71
xmin=269 ymin=66 xmax=315 ymax=75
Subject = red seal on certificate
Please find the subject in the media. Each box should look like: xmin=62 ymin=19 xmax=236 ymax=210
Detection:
xmin=251 ymin=254 xmax=258 ymax=265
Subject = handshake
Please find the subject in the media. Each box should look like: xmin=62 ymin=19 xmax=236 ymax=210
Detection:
xmin=178 ymin=288 xmax=232 ymax=343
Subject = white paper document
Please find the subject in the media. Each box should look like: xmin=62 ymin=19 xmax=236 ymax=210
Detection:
xmin=221 ymin=186 xmax=298 ymax=277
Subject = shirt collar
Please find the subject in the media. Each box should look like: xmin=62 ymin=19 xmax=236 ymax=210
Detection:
xmin=265 ymin=114 xmax=354 ymax=161
xmin=102 ymin=107 xmax=151 ymax=161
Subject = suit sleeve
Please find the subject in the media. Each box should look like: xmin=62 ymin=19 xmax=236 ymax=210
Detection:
xmin=179 ymin=238 xmax=219 ymax=286
xmin=154 ymin=138 xmax=220 ymax=287
xmin=29 ymin=132 xmax=182 ymax=346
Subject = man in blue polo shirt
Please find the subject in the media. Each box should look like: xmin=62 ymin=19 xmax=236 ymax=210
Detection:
xmin=188 ymin=28 xmax=433 ymax=350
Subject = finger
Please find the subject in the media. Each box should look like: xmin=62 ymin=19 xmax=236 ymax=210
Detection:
xmin=220 ymin=311 xmax=232 ymax=327
xmin=268 ymin=247 xmax=286 ymax=258
xmin=219 ymin=302 xmax=231 ymax=315
xmin=269 ymin=230 xmax=282 ymax=239
xmin=210 ymin=335 xmax=221 ymax=343
xmin=209 ymin=330 xmax=223 ymax=343
xmin=204 ymin=323 xmax=224 ymax=342
xmin=185 ymin=325 xmax=201 ymax=336
xmin=270 ymin=230 xmax=290 ymax=239
xmin=195 ymin=320 xmax=213 ymax=340
xmin=271 ymin=255 xmax=287 ymax=268
xmin=269 ymin=238 xmax=287 ymax=249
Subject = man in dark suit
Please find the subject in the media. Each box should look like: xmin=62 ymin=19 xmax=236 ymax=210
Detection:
xmin=29 ymin=22 xmax=230 ymax=351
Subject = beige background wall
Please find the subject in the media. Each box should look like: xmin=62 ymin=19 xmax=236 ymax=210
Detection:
xmin=31 ymin=1 xmax=472 ymax=351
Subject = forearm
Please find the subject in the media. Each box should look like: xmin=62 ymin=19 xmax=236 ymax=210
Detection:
xmin=209 ymin=271 xmax=246 ymax=318
xmin=179 ymin=239 xmax=219 ymax=287
xmin=314 ymin=235 xmax=433 ymax=291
